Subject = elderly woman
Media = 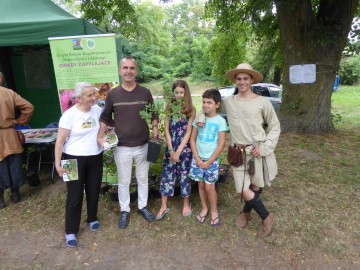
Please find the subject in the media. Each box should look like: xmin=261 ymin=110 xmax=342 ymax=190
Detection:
xmin=55 ymin=82 xmax=103 ymax=248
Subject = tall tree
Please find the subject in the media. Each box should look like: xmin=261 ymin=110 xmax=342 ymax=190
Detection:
xmin=164 ymin=0 xmax=214 ymax=78
xmin=66 ymin=0 xmax=138 ymax=37
xmin=206 ymin=0 xmax=359 ymax=134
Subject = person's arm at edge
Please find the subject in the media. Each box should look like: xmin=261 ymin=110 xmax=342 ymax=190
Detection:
xmin=148 ymin=91 xmax=159 ymax=138
xmin=13 ymin=93 xmax=34 ymax=126
xmin=97 ymin=93 xmax=113 ymax=146
xmin=163 ymin=116 xmax=175 ymax=162
xmin=54 ymin=127 xmax=70 ymax=177
xmin=97 ymin=122 xmax=108 ymax=147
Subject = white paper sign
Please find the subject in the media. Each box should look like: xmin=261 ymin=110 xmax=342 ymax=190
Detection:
xmin=289 ymin=64 xmax=316 ymax=84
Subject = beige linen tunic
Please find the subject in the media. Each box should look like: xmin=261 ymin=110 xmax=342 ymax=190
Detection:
xmin=222 ymin=95 xmax=280 ymax=187
xmin=0 ymin=86 xmax=34 ymax=161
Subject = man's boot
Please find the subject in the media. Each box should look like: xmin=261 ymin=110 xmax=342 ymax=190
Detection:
xmin=235 ymin=212 xmax=251 ymax=228
xmin=0 ymin=189 xmax=5 ymax=209
xmin=257 ymin=212 xmax=274 ymax=239
xmin=10 ymin=188 xmax=21 ymax=203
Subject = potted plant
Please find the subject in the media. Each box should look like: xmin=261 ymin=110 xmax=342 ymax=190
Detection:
xmin=22 ymin=145 xmax=41 ymax=187
xmin=102 ymin=148 xmax=118 ymax=185
xmin=148 ymin=146 xmax=164 ymax=199
xmin=218 ymin=164 xmax=230 ymax=184
xmin=218 ymin=152 xmax=230 ymax=184
xmin=139 ymin=82 xmax=185 ymax=163
xmin=107 ymin=182 xmax=138 ymax=203
xmin=108 ymin=186 xmax=118 ymax=202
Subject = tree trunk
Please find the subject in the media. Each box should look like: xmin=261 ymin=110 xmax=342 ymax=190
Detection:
xmin=275 ymin=0 xmax=358 ymax=134
xmin=273 ymin=66 xmax=281 ymax=85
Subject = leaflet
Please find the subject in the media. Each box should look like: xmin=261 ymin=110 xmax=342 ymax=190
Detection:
xmin=103 ymin=130 xmax=118 ymax=151
xmin=61 ymin=159 xmax=79 ymax=181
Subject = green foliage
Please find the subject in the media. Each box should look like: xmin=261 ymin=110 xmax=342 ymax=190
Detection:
xmin=205 ymin=0 xmax=283 ymax=84
xmin=103 ymin=149 xmax=117 ymax=175
xmin=331 ymin=113 xmax=343 ymax=123
xmin=149 ymin=145 xmax=165 ymax=176
xmin=207 ymin=27 xmax=248 ymax=84
xmin=69 ymin=0 xmax=138 ymax=37
xmin=139 ymin=82 xmax=186 ymax=138
xmin=338 ymin=55 xmax=360 ymax=85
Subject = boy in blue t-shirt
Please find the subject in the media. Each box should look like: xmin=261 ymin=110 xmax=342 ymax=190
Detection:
xmin=189 ymin=89 xmax=228 ymax=226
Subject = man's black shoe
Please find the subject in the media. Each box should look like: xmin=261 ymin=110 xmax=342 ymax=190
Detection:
xmin=10 ymin=190 xmax=21 ymax=203
xmin=138 ymin=207 xmax=155 ymax=223
xmin=118 ymin=211 xmax=129 ymax=229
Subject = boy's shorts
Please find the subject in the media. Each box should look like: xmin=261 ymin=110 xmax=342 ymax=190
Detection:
xmin=189 ymin=158 xmax=219 ymax=184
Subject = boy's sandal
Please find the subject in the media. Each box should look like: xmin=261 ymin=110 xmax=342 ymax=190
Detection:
xmin=65 ymin=234 xmax=77 ymax=248
xmin=89 ymin=220 xmax=100 ymax=231
xmin=196 ymin=212 xmax=207 ymax=224
xmin=210 ymin=214 xmax=221 ymax=227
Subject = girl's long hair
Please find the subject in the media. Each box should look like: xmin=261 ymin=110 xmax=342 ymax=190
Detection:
xmin=168 ymin=80 xmax=193 ymax=117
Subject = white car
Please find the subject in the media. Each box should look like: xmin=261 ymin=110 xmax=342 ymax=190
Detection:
xmin=218 ymin=83 xmax=282 ymax=115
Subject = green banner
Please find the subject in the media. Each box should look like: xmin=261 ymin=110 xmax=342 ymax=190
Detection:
xmin=49 ymin=34 xmax=118 ymax=112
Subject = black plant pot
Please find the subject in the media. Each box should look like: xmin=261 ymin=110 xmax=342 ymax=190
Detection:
xmin=109 ymin=190 xmax=118 ymax=202
xmin=218 ymin=164 xmax=230 ymax=184
xmin=217 ymin=172 xmax=228 ymax=184
xmin=147 ymin=138 xmax=163 ymax=163
xmin=100 ymin=184 xmax=111 ymax=196
xmin=109 ymin=188 xmax=138 ymax=202
xmin=191 ymin=181 xmax=198 ymax=192
xmin=26 ymin=170 xmax=41 ymax=187
xmin=148 ymin=174 xmax=158 ymax=188
xmin=150 ymin=188 xmax=161 ymax=199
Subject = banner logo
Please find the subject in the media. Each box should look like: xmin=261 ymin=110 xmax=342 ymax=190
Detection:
xmin=72 ymin=39 xmax=83 ymax=50
xmin=86 ymin=39 xmax=96 ymax=49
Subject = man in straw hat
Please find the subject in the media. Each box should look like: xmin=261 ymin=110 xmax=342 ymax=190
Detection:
xmin=222 ymin=63 xmax=280 ymax=238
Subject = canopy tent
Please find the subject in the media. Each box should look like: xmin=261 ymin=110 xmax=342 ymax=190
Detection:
xmin=0 ymin=0 xmax=105 ymax=46
xmin=0 ymin=0 xmax=114 ymax=128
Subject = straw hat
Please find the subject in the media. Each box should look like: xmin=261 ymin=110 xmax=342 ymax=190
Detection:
xmin=226 ymin=63 xmax=263 ymax=83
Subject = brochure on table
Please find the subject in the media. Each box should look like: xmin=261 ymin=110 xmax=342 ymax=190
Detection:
xmin=21 ymin=128 xmax=58 ymax=143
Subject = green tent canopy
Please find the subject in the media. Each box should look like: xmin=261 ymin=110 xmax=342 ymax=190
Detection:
xmin=0 ymin=0 xmax=105 ymax=46
xmin=0 ymin=0 xmax=110 ymax=128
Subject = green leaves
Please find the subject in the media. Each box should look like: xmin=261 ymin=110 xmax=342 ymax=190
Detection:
xmin=139 ymin=86 xmax=186 ymax=137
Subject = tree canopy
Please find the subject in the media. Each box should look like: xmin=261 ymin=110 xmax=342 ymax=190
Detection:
xmin=206 ymin=0 xmax=359 ymax=134
xmin=58 ymin=0 xmax=359 ymax=134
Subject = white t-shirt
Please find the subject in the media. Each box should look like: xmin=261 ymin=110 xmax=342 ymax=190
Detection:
xmin=59 ymin=105 xmax=103 ymax=156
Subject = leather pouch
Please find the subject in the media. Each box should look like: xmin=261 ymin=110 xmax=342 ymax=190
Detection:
xmin=227 ymin=144 xmax=244 ymax=167
xmin=248 ymin=159 xmax=255 ymax=175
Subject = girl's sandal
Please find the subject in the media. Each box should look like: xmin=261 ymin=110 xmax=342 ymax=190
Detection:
xmin=196 ymin=212 xmax=207 ymax=224
xmin=210 ymin=214 xmax=221 ymax=227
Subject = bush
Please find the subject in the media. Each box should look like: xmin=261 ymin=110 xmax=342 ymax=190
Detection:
xmin=338 ymin=55 xmax=360 ymax=85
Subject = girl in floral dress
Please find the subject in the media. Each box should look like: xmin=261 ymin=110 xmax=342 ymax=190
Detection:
xmin=156 ymin=80 xmax=196 ymax=219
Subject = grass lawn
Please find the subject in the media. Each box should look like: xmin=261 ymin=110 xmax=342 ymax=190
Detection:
xmin=332 ymin=85 xmax=360 ymax=128
xmin=0 ymin=83 xmax=359 ymax=268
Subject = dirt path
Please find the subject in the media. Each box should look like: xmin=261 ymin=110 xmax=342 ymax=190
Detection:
xmin=0 ymin=176 xmax=356 ymax=269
